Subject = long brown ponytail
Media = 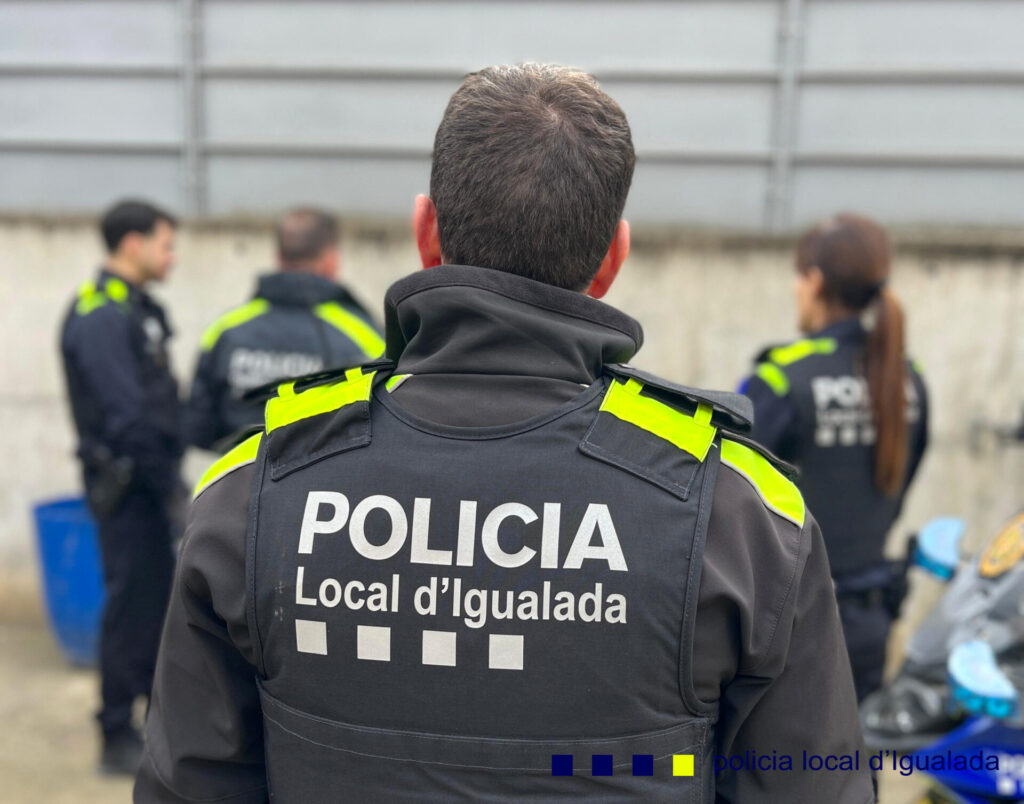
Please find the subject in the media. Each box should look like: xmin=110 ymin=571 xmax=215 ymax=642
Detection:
xmin=796 ymin=213 xmax=908 ymax=496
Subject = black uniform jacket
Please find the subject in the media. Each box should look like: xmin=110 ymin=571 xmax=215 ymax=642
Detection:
xmin=60 ymin=269 xmax=183 ymax=499
xmin=138 ymin=266 xmax=873 ymax=804
xmin=741 ymin=318 xmax=929 ymax=577
xmin=184 ymin=272 xmax=384 ymax=451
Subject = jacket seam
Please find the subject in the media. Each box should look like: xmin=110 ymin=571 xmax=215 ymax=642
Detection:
xmin=745 ymin=514 xmax=807 ymax=677
xmin=679 ymin=444 xmax=721 ymax=716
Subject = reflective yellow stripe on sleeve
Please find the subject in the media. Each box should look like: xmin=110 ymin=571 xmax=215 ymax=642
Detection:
xmin=200 ymin=298 xmax=272 ymax=352
xmin=599 ymin=378 xmax=717 ymax=462
xmin=755 ymin=362 xmax=790 ymax=396
xmin=193 ymin=432 xmax=262 ymax=500
xmin=265 ymin=367 xmax=376 ymax=432
xmin=720 ymin=439 xmax=805 ymax=527
xmin=313 ymin=302 xmax=386 ymax=359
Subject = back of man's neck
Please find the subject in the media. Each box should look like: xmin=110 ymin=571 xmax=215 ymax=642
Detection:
xmin=104 ymin=258 xmax=145 ymax=287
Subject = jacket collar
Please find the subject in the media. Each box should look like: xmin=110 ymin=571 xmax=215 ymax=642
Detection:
xmin=812 ymin=316 xmax=866 ymax=344
xmin=256 ymin=271 xmax=359 ymax=309
xmin=383 ymin=265 xmax=643 ymax=384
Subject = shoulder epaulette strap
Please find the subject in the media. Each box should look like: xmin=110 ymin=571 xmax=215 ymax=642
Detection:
xmin=264 ymin=363 xmax=387 ymax=433
xmin=606 ymin=363 xmax=752 ymax=433
xmin=74 ymin=276 xmax=131 ymax=316
xmin=757 ymin=337 xmax=838 ymax=367
xmin=599 ymin=374 xmax=717 ymax=462
xmin=193 ymin=431 xmax=262 ymax=499
xmin=200 ymin=298 xmax=272 ymax=352
xmin=242 ymin=357 xmax=395 ymax=404
xmin=718 ymin=433 xmax=805 ymax=528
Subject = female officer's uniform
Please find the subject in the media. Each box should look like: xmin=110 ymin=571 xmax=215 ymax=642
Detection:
xmin=742 ymin=317 xmax=928 ymax=700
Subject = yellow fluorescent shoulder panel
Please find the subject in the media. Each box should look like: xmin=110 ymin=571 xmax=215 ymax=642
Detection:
xmin=720 ymin=439 xmax=805 ymax=527
xmin=314 ymin=302 xmax=386 ymax=359
xmin=265 ymin=368 xmax=376 ymax=432
xmin=767 ymin=337 xmax=837 ymax=367
xmin=754 ymin=362 xmax=789 ymax=396
xmin=200 ymin=298 xmax=271 ymax=352
xmin=599 ymin=379 xmax=717 ymax=462
xmin=193 ymin=432 xmax=262 ymax=499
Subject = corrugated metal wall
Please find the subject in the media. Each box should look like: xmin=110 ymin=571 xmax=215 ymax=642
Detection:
xmin=2 ymin=0 xmax=1023 ymax=231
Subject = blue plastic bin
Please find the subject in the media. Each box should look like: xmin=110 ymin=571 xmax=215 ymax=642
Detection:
xmin=33 ymin=496 xmax=106 ymax=666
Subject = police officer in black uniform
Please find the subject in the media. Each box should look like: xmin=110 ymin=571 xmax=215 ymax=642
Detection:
xmin=740 ymin=213 xmax=929 ymax=702
xmin=137 ymin=66 xmax=874 ymax=802
xmin=185 ymin=208 xmax=383 ymax=451
xmin=60 ymin=199 xmax=183 ymax=774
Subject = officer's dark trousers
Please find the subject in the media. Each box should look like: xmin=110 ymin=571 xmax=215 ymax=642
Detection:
xmin=93 ymin=489 xmax=175 ymax=735
xmin=838 ymin=595 xmax=892 ymax=702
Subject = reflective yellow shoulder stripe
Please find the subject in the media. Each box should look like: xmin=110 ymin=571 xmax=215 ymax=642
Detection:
xmin=75 ymin=292 xmax=108 ymax=316
xmin=103 ymin=277 xmax=130 ymax=303
xmin=599 ymin=378 xmax=716 ymax=462
xmin=265 ymin=367 xmax=376 ymax=433
xmin=385 ymin=373 xmax=412 ymax=392
xmin=313 ymin=302 xmax=386 ymax=359
xmin=720 ymin=439 xmax=805 ymax=527
xmin=193 ymin=432 xmax=262 ymax=500
xmin=200 ymin=298 xmax=272 ymax=352
xmin=767 ymin=337 xmax=837 ymax=366
xmin=755 ymin=362 xmax=789 ymax=396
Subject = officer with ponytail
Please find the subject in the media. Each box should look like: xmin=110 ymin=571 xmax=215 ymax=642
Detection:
xmin=741 ymin=213 xmax=929 ymax=702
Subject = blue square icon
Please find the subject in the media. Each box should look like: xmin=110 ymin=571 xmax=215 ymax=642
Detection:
xmin=632 ymin=754 xmax=654 ymax=776
xmin=592 ymin=754 xmax=613 ymax=776
xmin=551 ymin=754 xmax=574 ymax=776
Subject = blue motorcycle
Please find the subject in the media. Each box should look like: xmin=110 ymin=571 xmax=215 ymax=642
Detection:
xmin=861 ymin=514 xmax=1024 ymax=803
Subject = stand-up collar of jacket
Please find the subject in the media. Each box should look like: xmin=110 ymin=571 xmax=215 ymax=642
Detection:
xmin=256 ymin=271 xmax=357 ymax=308
xmin=812 ymin=316 xmax=866 ymax=345
xmin=383 ymin=265 xmax=643 ymax=384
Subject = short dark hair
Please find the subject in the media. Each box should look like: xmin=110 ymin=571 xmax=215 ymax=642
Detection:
xmin=276 ymin=208 xmax=340 ymax=267
xmin=431 ymin=63 xmax=635 ymax=291
xmin=100 ymin=199 xmax=177 ymax=253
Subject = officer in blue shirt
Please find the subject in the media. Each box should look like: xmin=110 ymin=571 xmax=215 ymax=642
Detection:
xmin=184 ymin=208 xmax=384 ymax=452
xmin=741 ymin=213 xmax=929 ymax=701
xmin=60 ymin=199 xmax=183 ymax=774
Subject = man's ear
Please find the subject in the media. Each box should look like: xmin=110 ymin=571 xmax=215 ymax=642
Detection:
xmin=586 ymin=220 xmax=630 ymax=299
xmin=413 ymin=194 xmax=443 ymax=269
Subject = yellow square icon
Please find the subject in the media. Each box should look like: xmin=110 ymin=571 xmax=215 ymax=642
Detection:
xmin=673 ymin=754 xmax=694 ymax=777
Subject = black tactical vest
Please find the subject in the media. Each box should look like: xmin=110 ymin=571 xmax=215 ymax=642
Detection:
xmin=764 ymin=338 xmax=924 ymax=576
xmin=246 ymin=363 xmax=750 ymax=802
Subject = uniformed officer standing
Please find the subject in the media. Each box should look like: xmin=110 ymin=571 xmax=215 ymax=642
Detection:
xmin=185 ymin=208 xmax=384 ymax=451
xmin=138 ymin=66 xmax=874 ymax=802
xmin=740 ymin=213 xmax=929 ymax=702
xmin=60 ymin=199 xmax=183 ymax=774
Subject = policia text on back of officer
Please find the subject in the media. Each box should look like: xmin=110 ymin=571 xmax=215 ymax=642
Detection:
xmin=137 ymin=65 xmax=875 ymax=803
xmin=741 ymin=214 xmax=929 ymax=704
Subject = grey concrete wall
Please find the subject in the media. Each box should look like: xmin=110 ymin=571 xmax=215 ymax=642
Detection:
xmin=1 ymin=218 xmax=1021 ymax=622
